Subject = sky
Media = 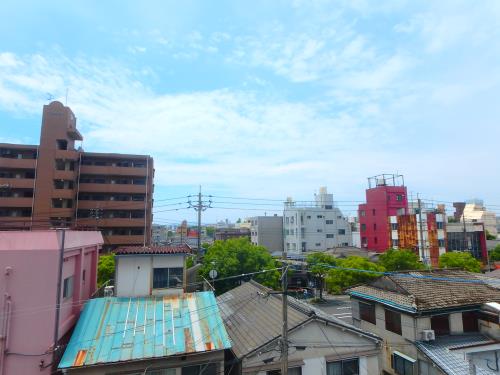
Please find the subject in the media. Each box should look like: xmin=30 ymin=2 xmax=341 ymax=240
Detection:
xmin=0 ymin=0 xmax=499 ymax=224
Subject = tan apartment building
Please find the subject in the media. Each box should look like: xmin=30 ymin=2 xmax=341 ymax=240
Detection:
xmin=0 ymin=101 xmax=153 ymax=251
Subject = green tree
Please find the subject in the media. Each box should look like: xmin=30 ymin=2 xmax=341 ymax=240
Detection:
xmin=378 ymin=248 xmax=424 ymax=271
xmin=200 ymin=237 xmax=280 ymax=294
xmin=205 ymin=226 xmax=215 ymax=238
xmin=489 ymin=245 xmax=500 ymax=261
xmin=325 ymin=256 xmax=384 ymax=294
xmin=98 ymin=254 xmax=115 ymax=287
xmin=486 ymin=230 xmax=496 ymax=240
xmin=306 ymin=252 xmax=337 ymax=300
xmin=438 ymin=252 xmax=481 ymax=273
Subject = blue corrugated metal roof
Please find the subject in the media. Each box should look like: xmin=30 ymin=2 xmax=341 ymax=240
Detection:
xmin=59 ymin=292 xmax=232 ymax=369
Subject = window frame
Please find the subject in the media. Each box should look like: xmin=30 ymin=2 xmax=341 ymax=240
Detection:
xmin=359 ymin=301 xmax=376 ymax=324
xmin=392 ymin=352 xmax=415 ymax=375
xmin=153 ymin=267 xmax=184 ymax=289
xmin=326 ymin=358 xmax=359 ymax=375
xmin=385 ymin=308 xmax=402 ymax=335
xmin=63 ymin=276 xmax=74 ymax=299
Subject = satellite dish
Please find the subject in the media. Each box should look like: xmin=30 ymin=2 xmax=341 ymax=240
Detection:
xmin=209 ymin=269 xmax=218 ymax=279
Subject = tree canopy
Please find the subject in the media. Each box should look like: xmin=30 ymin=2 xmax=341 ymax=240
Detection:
xmin=489 ymin=244 xmax=500 ymax=261
xmin=438 ymin=252 xmax=481 ymax=273
xmin=378 ymin=248 xmax=424 ymax=271
xmin=200 ymin=237 xmax=280 ymax=294
xmin=325 ymin=256 xmax=384 ymax=294
xmin=97 ymin=254 xmax=115 ymax=287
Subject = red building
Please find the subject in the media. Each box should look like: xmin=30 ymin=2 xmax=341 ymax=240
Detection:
xmin=358 ymin=174 xmax=408 ymax=252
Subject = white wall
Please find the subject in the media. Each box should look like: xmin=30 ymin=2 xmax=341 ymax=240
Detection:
xmin=115 ymin=254 xmax=185 ymax=297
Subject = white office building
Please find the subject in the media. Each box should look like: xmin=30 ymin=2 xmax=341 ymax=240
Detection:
xmin=283 ymin=187 xmax=352 ymax=256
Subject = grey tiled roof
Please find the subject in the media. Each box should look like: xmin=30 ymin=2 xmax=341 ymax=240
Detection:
xmin=217 ymin=280 xmax=379 ymax=358
xmin=416 ymin=334 xmax=497 ymax=375
xmin=349 ymin=269 xmax=500 ymax=312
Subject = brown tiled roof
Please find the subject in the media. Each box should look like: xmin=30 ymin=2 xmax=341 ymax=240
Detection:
xmin=349 ymin=269 xmax=500 ymax=312
xmin=115 ymin=244 xmax=192 ymax=255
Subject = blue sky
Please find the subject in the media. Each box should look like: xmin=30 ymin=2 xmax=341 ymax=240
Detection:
xmin=0 ymin=0 xmax=499 ymax=224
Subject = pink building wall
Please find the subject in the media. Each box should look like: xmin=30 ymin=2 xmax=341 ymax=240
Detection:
xmin=0 ymin=230 xmax=102 ymax=375
xmin=359 ymin=185 xmax=408 ymax=252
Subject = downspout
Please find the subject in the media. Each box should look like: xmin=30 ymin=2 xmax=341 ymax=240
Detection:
xmin=0 ymin=267 xmax=13 ymax=375
xmin=53 ymin=229 xmax=66 ymax=365
xmin=143 ymin=158 xmax=149 ymax=247
xmin=74 ymin=151 xmax=82 ymax=228
xmin=30 ymin=146 xmax=39 ymax=230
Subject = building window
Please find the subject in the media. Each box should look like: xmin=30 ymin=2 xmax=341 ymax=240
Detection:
xmin=325 ymin=205 xmax=333 ymax=209
xmin=315 ymin=243 xmax=321 ymax=247
xmin=359 ymin=301 xmax=376 ymax=324
xmin=396 ymin=194 xmax=403 ymax=201
xmin=392 ymin=352 xmax=415 ymax=375
xmin=437 ymin=222 xmax=444 ymax=229
xmin=267 ymin=367 xmax=302 ymax=375
xmin=63 ymin=276 xmax=74 ymax=299
xmin=338 ymin=229 xmax=346 ymax=235
xmin=326 ymin=220 xmax=334 ymax=224
xmin=393 ymin=239 xmax=399 ymax=247
xmin=360 ymin=210 xmax=366 ymax=217
xmin=361 ymin=224 xmax=366 ymax=231
xmin=373 ymin=223 xmax=377 ymax=230
xmin=317 ymin=215 xmax=323 ymax=219
xmin=361 ymin=237 xmax=367 ymax=245
xmin=438 ymin=239 xmax=445 ymax=247
xmin=291 ymin=216 xmax=295 ymax=224
xmin=182 ymin=364 xmax=216 ymax=375
xmin=326 ymin=234 xmax=334 ymax=238
xmin=317 ymin=229 xmax=323 ymax=233
xmin=286 ymin=217 xmax=289 ymax=224
xmin=306 ymin=215 xmax=311 ymax=219
xmin=431 ymin=314 xmax=450 ymax=336
xmin=327 ymin=358 xmax=359 ymax=375
xmin=153 ymin=268 xmax=184 ymax=289
xmin=372 ymin=209 xmax=376 ymax=216
xmin=462 ymin=311 xmax=479 ymax=332
xmin=374 ymin=237 xmax=378 ymax=244
xmin=385 ymin=309 xmax=402 ymax=335
xmin=56 ymin=139 xmax=68 ymax=150
xmin=391 ymin=223 xmax=398 ymax=230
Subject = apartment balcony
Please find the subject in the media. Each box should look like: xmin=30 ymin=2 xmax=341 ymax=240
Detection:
xmin=77 ymin=200 xmax=146 ymax=210
xmin=0 ymin=177 xmax=35 ymax=189
xmin=54 ymin=170 xmax=77 ymax=180
xmin=52 ymin=189 xmax=75 ymax=200
xmin=41 ymin=208 xmax=74 ymax=217
xmin=104 ymin=235 xmax=145 ymax=246
xmin=0 ymin=157 xmax=36 ymax=169
xmin=55 ymin=149 xmax=80 ymax=160
xmin=0 ymin=197 xmax=33 ymax=208
xmin=0 ymin=216 xmax=33 ymax=229
xmin=76 ymin=217 xmax=145 ymax=228
xmin=80 ymin=165 xmax=147 ymax=177
xmin=78 ymin=183 xmax=147 ymax=194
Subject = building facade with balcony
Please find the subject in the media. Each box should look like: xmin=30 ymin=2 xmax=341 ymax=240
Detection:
xmin=283 ymin=187 xmax=352 ymax=256
xmin=358 ymin=174 xmax=408 ymax=253
xmin=0 ymin=230 xmax=102 ymax=375
xmin=0 ymin=101 xmax=154 ymax=251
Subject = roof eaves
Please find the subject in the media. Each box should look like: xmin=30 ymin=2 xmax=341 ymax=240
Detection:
xmin=349 ymin=291 xmax=417 ymax=314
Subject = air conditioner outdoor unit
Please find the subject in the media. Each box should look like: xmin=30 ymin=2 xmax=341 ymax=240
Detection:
xmin=421 ymin=329 xmax=435 ymax=341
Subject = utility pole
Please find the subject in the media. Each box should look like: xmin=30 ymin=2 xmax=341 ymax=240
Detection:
xmin=417 ymin=196 xmax=426 ymax=265
xmin=281 ymin=243 xmax=288 ymax=374
xmin=53 ymin=228 xmax=66 ymax=367
xmin=188 ymin=186 xmax=212 ymax=262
